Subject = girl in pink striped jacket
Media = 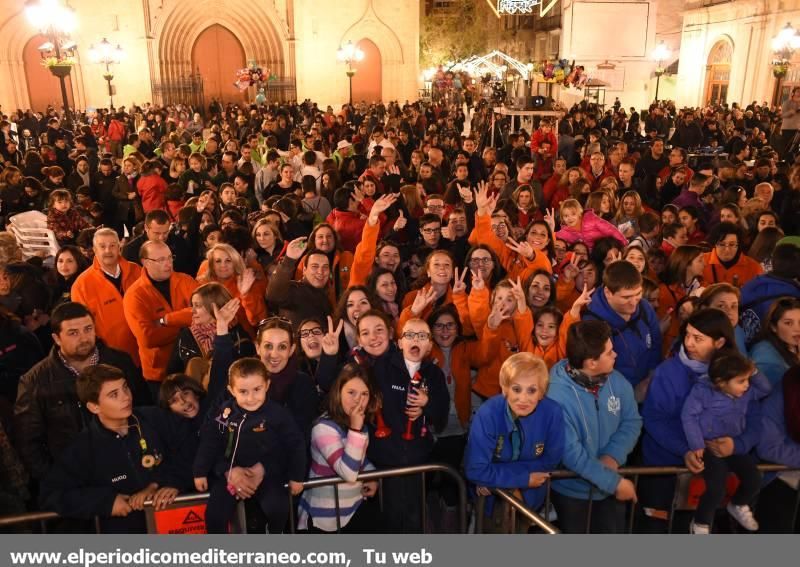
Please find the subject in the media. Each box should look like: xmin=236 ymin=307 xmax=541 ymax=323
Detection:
xmin=298 ymin=364 xmax=382 ymax=532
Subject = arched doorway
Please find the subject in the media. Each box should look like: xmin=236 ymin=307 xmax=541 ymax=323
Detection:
xmin=191 ymin=25 xmax=246 ymax=105
xmin=23 ymin=35 xmax=75 ymax=112
xmin=704 ymin=40 xmax=732 ymax=106
xmin=351 ymin=39 xmax=382 ymax=104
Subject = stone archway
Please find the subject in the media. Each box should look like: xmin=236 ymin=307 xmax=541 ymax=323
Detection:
xmin=704 ymin=39 xmax=733 ymax=105
xmin=23 ymin=35 xmax=76 ymax=112
xmin=191 ymin=25 xmax=246 ymax=104
xmin=351 ymin=39 xmax=382 ymax=104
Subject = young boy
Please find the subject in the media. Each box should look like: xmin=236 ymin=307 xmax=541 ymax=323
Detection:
xmin=193 ymin=358 xmax=307 ymax=534
xmin=39 ymin=364 xmax=179 ymax=533
xmin=547 ymin=320 xmax=642 ymax=533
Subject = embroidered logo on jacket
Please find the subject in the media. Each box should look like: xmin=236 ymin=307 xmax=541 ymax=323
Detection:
xmin=534 ymin=442 xmax=545 ymax=457
xmin=607 ymin=395 xmax=621 ymax=416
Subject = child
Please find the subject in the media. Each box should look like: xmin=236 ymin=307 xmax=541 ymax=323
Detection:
xmin=193 ymin=357 xmax=307 ymax=534
xmin=165 ymin=183 xmax=184 ymax=221
xmin=47 ymin=189 xmax=91 ymax=245
xmin=681 ymin=350 xmax=771 ymax=534
xmin=521 ymin=285 xmax=591 ymax=369
xmin=178 ymin=152 xmax=213 ymax=195
xmin=39 ymin=364 xmax=180 ymax=533
xmin=555 ymin=198 xmax=627 ymax=251
xmin=137 ymin=160 xmax=168 ymax=214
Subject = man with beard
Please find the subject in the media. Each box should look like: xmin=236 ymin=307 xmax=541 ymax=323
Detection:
xmin=13 ymin=302 xmax=149 ymax=481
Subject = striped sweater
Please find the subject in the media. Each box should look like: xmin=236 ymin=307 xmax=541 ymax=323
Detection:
xmin=298 ymin=418 xmax=374 ymax=531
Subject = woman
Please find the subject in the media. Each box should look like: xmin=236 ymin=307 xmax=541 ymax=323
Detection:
xmin=298 ymin=364 xmax=380 ymax=533
xmin=678 ymin=206 xmax=706 ymax=245
xmin=547 ymin=167 xmax=584 ymax=209
xmin=198 ymin=243 xmax=267 ymax=337
xmin=756 ymin=364 xmax=800 ymax=532
xmin=167 ymin=157 xmax=187 ymax=185
xmin=42 ymin=166 xmax=66 ymax=191
xmin=748 ymin=226 xmax=785 ymax=272
xmin=266 ymin=163 xmax=301 ymax=199
xmin=615 ymin=191 xmax=643 ymax=235
xmin=335 ymin=286 xmax=380 ymax=353
xmin=750 ymin=298 xmax=800 ymax=386
xmin=661 ymin=204 xmax=679 ymax=227
xmin=586 ymin=190 xmax=615 ymax=222
xmin=46 ymin=246 xmax=89 ymax=307
xmin=465 ymin=353 xmax=564 ymax=522
xmin=511 ymin=185 xmax=539 ymax=230
xmin=167 ymin=282 xmax=254 ymax=376
xmin=464 ymin=245 xmax=505 ymax=294
xmin=112 ymin=156 xmax=142 ymax=231
xmin=702 ymin=222 xmax=763 ymax=287
xmin=367 ymin=268 xmax=401 ymax=324
xmin=526 ymin=269 xmax=556 ymax=312
xmin=641 ymin=308 xmax=742 ymax=527
xmin=657 ymin=245 xmax=706 ymax=351
xmin=0 ymin=166 xmax=25 ymax=217
xmin=698 ymin=283 xmax=748 ymax=353
xmin=488 ymin=170 xmax=509 ymax=198
xmin=251 ymin=217 xmax=283 ymax=276
xmin=623 ymin=245 xmax=649 ymax=277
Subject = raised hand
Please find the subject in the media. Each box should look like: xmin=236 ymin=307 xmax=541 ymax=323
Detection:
xmin=321 ymin=316 xmax=344 ymax=356
xmin=505 ymin=236 xmax=535 ymax=260
xmin=410 ymin=286 xmax=438 ymax=317
xmin=213 ymin=297 xmax=241 ymax=334
xmin=393 ymin=209 xmax=408 ymax=231
xmin=285 ymin=237 xmax=307 ymax=260
xmin=237 ymin=268 xmax=256 ymax=296
xmin=544 ymin=208 xmax=556 ymax=233
xmin=370 ymin=193 xmax=398 ymax=217
xmin=458 ymin=184 xmax=474 ymax=204
xmin=353 ymin=186 xmax=365 ymax=203
xmin=475 ymin=181 xmax=497 ymax=214
xmin=441 ymin=221 xmax=456 ymax=241
xmin=471 ymin=268 xmax=485 ymax=292
xmin=570 ymin=283 xmax=594 ymax=318
xmin=451 ymin=267 xmax=469 ymax=295
xmin=608 ymin=248 xmax=623 ymax=264
xmin=562 ymin=253 xmax=580 ymax=282
xmin=509 ymin=277 xmax=528 ymax=314
xmin=387 ymin=164 xmax=401 ymax=176
xmin=487 ymin=300 xmax=512 ymax=330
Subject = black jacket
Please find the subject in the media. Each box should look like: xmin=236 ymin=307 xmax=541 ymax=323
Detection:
xmin=122 ymin=230 xmax=198 ymax=276
xmin=39 ymin=408 xmax=178 ymax=533
xmin=266 ymin=257 xmax=333 ymax=328
xmin=13 ymin=342 xmax=150 ymax=480
xmin=167 ymin=324 xmax=255 ymax=376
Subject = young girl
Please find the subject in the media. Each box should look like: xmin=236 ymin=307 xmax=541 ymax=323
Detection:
xmin=194 ymin=358 xmax=307 ymax=533
xmin=615 ymin=191 xmax=643 ymax=236
xmin=555 ymin=198 xmax=627 ymax=251
xmin=137 ymin=160 xmax=169 ymax=214
xmin=336 ymin=286 xmax=380 ymax=352
xmin=658 ymin=245 xmax=706 ymax=352
xmin=178 ymin=153 xmax=213 ymax=195
xmin=47 ymin=189 xmax=91 ymax=245
xmin=681 ymin=350 xmax=771 ymax=534
xmin=367 ymin=268 xmax=401 ymax=324
xmin=678 ymin=206 xmax=706 ymax=245
xmin=298 ymin=364 xmax=381 ymax=533
xmin=521 ymin=286 xmax=592 ymax=369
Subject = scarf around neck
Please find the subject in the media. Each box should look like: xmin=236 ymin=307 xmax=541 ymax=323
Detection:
xmin=678 ymin=345 xmax=709 ymax=380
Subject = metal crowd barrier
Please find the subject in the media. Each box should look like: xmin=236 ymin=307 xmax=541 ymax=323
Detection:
xmin=475 ymin=489 xmax=560 ymax=534
xmin=285 ymin=463 xmax=468 ymax=534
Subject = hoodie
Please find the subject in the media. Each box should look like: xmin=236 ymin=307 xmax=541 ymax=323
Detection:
xmin=757 ymin=386 xmax=800 ymax=467
xmin=546 ymin=360 xmax=642 ymax=500
xmin=583 ymin=287 xmax=662 ymax=387
xmin=740 ymin=274 xmax=800 ymax=344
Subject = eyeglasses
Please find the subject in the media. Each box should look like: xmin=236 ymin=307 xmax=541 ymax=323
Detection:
xmin=716 ymin=242 xmax=739 ymax=249
xmin=491 ymin=223 xmax=507 ymax=231
xmin=299 ymin=327 xmax=324 ymax=339
xmin=401 ymin=331 xmax=431 ymax=341
xmin=433 ymin=322 xmax=457 ymax=331
xmin=421 ymin=227 xmax=441 ymax=235
xmin=143 ymin=255 xmax=174 ymax=265
xmin=469 ymin=257 xmax=493 ymax=266
xmin=426 ymin=204 xmax=444 ymax=211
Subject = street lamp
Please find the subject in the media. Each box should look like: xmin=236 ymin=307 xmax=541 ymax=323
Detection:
xmin=651 ymin=41 xmax=671 ymax=103
xmin=771 ymin=22 xmax=800 ymax=106
xmin=25 ymin=0 xmax=78 ymax=125
xmin=88 ymin=38 xmax=124 ymax=109
xmin=336 ymin=40 xmax=364 ymax=106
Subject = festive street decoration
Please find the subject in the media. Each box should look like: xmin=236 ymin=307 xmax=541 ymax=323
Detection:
xmin=234 ymin=63 xmax=277 ymax=93
xmin=497 ymin=0 xmax=540 ymax=14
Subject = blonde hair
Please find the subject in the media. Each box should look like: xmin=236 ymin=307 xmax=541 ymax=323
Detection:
xmin=205 ymin=243 xmax=245 ymax=280
xmin=499 ymin=352 xmax=549 ymax=392
xmin=559 ymin=198 xmax=583 ymax=218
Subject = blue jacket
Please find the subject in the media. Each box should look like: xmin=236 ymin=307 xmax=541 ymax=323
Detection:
xmin=583 ymin=288 xmax=662 ymax=386
xmin=680 ymin=373 xmax=770 ymax=451
xmin=741 ymin=274 xmax=800 ymax=343
xmin=757 ymin=386 xmax=800 ymax=467
xmin=465 ymin=394 xmax=564 ymax=510
xmin=641 ymin=356 xmax=701 ymax=466
xmin=750 ymin=340 xmax=791 ymax=388
xmin=546 ymin=360 xmax=642 ymax=500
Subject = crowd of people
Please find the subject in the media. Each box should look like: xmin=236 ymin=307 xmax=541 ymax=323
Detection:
xmin=1 ymin=90 xmax=800 ymax=535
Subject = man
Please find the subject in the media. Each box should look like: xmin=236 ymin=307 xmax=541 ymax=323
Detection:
xmin=255 ymin=150 xmax=281 ymax=205
xmin=213 ymin=151 xmax=239 ymax=186
xmin=137 ymin=128 xmax=156 ymax=158
xmin=123 ymin=241 xmax=197 ymax=395
xmin=266 ymin=237 xmax=334 ymax=327
xmin=658 ymin=147 xmax=694 ymax=184
xmin=501 ymin=155 xmax=537 ymax=203
xmin=122 ymin=209 xmax=197 ymax=275
xmin=71 ymin=228 xmax=142 ymax=366
xmin=669 ymin=113 xmax=704 ymax=149
xmin=72 ymin=136 xmax=99 ymax=172
xmin=635 ymin=138 xmax=668 ymax=183
xmin=156 ymin=141 xmax=176 ymax=182
xmin=547 ymin=320 xmax=642 ymax=533
xmin=583 ymin=261 xmax=662 ymax=394
xmin=332 ymin=139 xmax=352 ymax=168
xmin=91 ymin=158 xmax=120 ymax=229
xmin=672 ymin=173 xmax=710 ymax=222
xmin=326 ymin=186 xmax=367 ymax=253
xmin=14 ymin=302 xmax=148 ymax=481
xmin=583 ymin=151 xmax=614 ymax=192
xmin=367 ymin=125 xmax=395 ymax=156
xmin=780 ymin=86 xmax=800 ymax=159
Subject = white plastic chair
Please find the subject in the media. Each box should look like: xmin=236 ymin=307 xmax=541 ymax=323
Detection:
xmin=7 ymin=211 xmax=60 ymax=259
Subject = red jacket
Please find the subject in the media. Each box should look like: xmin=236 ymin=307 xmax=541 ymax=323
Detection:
xmin=325 ymin=209 xmax=366 ymax=253
xmin=137 ymin=173 xmax=168 ymax=213
xmin=531 ymin=129 xmax=558 ymax=159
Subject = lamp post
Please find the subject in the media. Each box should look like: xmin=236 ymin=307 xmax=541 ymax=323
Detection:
xmin=25 ymin=0 xmax=78 ymax=125
xmin=88 ymin=38 xmax=124 ymax=109
xmin=336 ymin=40 xmax=364 ymax=106
xmin=651 ymin=41 xmax=671 ymax=103
xmin=771 ymin=22 xmax=800 ymax=106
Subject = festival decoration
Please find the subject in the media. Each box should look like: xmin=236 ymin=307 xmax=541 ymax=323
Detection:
xmin=234 ymin=63 xmax=277 ymax=93
xmin=497 ymin=0 xmax=540 ymax=14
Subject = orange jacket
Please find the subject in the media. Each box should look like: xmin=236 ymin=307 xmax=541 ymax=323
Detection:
xmin=398 ymin=285 xmax=473 ymax=336
xmin=657 ymin=282 xmax=686 ymax=353
xmin=555 ymin=278 xmax=580 ymax=314
xmin=469 ymin=212 xmax=552 ymax=280
xmin=295 ymin=250 xmax=354 ymax=307
xmin=470 ymin=291 xmax=533 ymax=399
xmin=196 ymin=261 xmax=268 ymax=338
xmin=429 ymin=339 xmax=493 ymax=426
xmin=349 ymin=221 xmax=381 ymax=288
xmin=123 ymin=269 xmax=198 ymax=381
xmin=71 ymin=257 xmax=142 ymax=366
xmin=518 ymin=308 xmax=579 ymax=369
xmin=702 ymin=250 xmax=763 ymax=288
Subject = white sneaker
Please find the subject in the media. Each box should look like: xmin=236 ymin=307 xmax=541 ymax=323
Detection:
xmin=690 ymin=520 xmax=710 ymax=535
xmin=726 ymin=503 xmax=759 ymax=531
